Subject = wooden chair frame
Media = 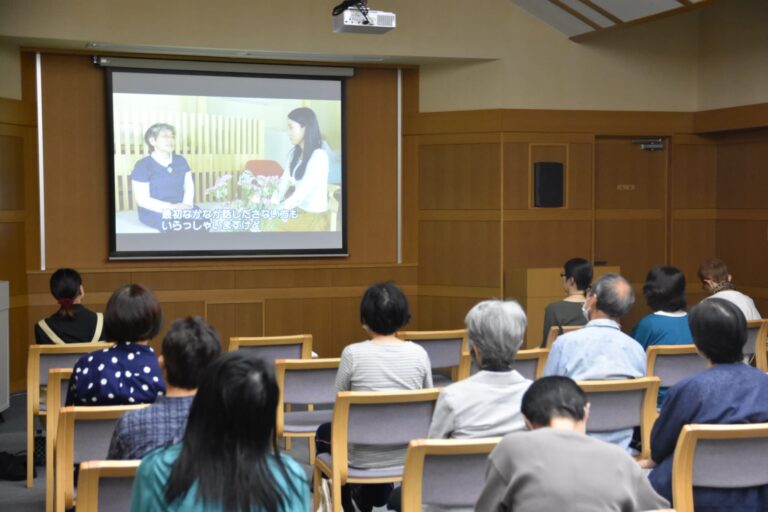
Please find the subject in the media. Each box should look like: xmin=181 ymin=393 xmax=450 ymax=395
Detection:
xmin=400 ymin=438 xmax=501 ymax=511
xmin=545 ymin=325 xmax=583 ymax=349
xmin=45 ymin=368 xmax=72 ymax=512
xmin=227 ymin=334 xmax=312 ymax=359
xmin=577 ymin=377 xmax=660 ymax=459
xmin=76 ymin=460 xmax=141 ymax=512
xmin=275 ymin=357 xmax=340 ymax=465
xmin=397 ymin=329 xmax=469 ymax=381
xmin=313 ymin=389 xmax=441 ymax=512
xmin=55 ymin=405 xmax=148 ymax=512
xmin=671 ymin=423 xmax=768 ymax=512
xmin=26 ymin=342 xmax=110 ymax=487
xmin=746 ymin=319 xmax=768 ymax=371
xmin=513 ymin=348 xmax=550 ymax=380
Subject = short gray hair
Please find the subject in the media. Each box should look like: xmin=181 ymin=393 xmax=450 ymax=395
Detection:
xmin=465 ymin=300 xmax=527 ymax=369
xmin=591 ymin=273 xmax=635 ymax=319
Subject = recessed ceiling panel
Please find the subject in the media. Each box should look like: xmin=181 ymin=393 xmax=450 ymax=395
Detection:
xmin=512 ymin=0 xmax=597 ymax=37
xmin=590 ymin=0 xmax=681 ymax=21
xmin=561 ymin=0 xmax=620 ymax=27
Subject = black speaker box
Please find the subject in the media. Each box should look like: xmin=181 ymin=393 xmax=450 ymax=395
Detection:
xmin=533 ymin=162 xmax=564 ymax=208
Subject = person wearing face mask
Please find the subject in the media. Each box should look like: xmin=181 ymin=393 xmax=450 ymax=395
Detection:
xmin=542 ymin=273 xmax=646 ymax=452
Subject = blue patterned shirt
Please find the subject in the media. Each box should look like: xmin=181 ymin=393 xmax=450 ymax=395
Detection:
xmin=66 ymin=342 xmax=166 ymax=406
xmin=107 ymin=395 xmax=195 ymax=460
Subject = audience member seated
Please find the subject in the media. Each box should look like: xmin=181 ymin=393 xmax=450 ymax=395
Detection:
xmin=429 ymin=299 xmax=532 ymax=439
xmin=130 ymin=352 xmax=310 ymax=511
xmin=107 ymin=317 xmax=221 ymax=459
xmin=35 ymin=268 xmax=105 ymax=344
xmin=633 ymin=266 xmax=694 ymax=350
xmin=698 ymin=257 xmax=761 ymax=321
xmin=643 ymin=298 xmax=768 ymax=509
xmin=540 ymin=257 xmax=593 ymax=347
xmin=543 ymin=272 xmax=646 ymax=450
xmin=475 ymin=376 xmax=669 ymax=511
xmin=66 ymin=284 xmax=166 ymax=405
xmin=316 ymin=282 xmax=432 ymax=512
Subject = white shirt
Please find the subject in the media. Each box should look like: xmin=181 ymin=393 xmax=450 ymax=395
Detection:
xmin=279 ymin=148 xmax=329 ymax=212
xmin=706 ymin=290 xmax=762 ymax=321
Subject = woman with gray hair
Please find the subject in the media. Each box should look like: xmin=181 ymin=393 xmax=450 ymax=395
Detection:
xmin=428 ymin=299 xmax=533 ymax=439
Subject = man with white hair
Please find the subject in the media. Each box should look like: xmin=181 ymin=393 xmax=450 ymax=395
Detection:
xmin=428 ymin=299 xmax=533 ymax=439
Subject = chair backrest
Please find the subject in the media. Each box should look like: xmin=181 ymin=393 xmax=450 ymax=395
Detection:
xmin=647 ymin=345 xmax=709 ymax=389
xmin=397 ymin=329 xmax=469 ymax=379
xmin=55 ymin=405 xmax=148 ymax=512
xmin=511 ymin=348 xmax=549 ymax=381
xmin=577 ymin=377 xmax=660 ymax=459
xmin=228 ymin=334 xmax=312 ymax=364
xmin=275 ymin=358 xmax=340 ymax=437
xmin=76 ymin=460 xmax=140 ymax=512
xmin=46 ymin=369 xmax=72 ymax=512
xmin=28 ymin=343 xmax=111 ymax=414
xmin=545 ymin=325 xmax=582 ymax=349
xmin=745 ymin=320 xmax=767 ymax=371
xmin=672 ymin=423 xmax=768 ymax=512
xmin=330 ymin=389 xmax=440 ymax=483
xmin=401 ymin=438 xmax=501 ymax=510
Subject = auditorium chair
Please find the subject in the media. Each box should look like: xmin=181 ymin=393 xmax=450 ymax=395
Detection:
xmin=76 ymin=460 xmax=140 ymax=512
xmin=275 ymin=357 xmax=340 ymax=464
xmin=577 ymin=377 xmax=660 ymax=459
xmin=544 ymin=325 xmax=583 ymax=349
xmin=313 ymin=389 xmax=440 ymax=512
xmin=745 ymin=319 xmax=768 ymax=371
xmin=26 ymin=342 xmax=110 ymax=487
xmin=646 ymin=344 xmax=708 ymax=408
xmin=396 ymin=329 xmax=469 ymax=384
xmin=228 ymin=334 xmax=312 ymax=364
xmin=45 ymin=369 xmax=72 ymax=512
xmin=55 ymin=404 xmax=148 ymax=512
xmin=671 ymin=423 xmax=768 ymax=512
xmin=400 ymin=437 xmax=501 ymax=511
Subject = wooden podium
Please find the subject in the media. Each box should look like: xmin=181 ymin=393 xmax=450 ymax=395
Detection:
xmin=506 ymin=266 xmax=620 ymax=349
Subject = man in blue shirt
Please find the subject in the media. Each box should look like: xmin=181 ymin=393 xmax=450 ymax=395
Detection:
xmin=107 ymin=317 xmax=221 ymax=459
xmin=543 ymin=273 xmax=646 ymax=450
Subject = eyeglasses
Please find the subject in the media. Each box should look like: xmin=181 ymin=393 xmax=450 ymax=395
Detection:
xmin=560 ymin=273 xmax=566 ymax=278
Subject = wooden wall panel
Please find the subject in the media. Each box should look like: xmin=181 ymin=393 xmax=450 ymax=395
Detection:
xmin=0 ymin=223 xmax=27 ymax=296
xmin=265 ymin=298 xmax=334 ymax=356
xmin=417 ymin=296 xmax=479 ymax=332
xmin=503 ymin=221 xmax=592 ymax=271
xmin=0 ymin=134 xmax=24 ymax=210
xmin=330 ymin=296 xmax=366 ymax=358
xmin=568 ymin=143 xmax=593 ymax=210
xmin=670 ymin=220 xmax=716 ymax=281
xmin=131 ymin=270 xmax=236 ymax=291
xmin=419 ymin=220 xmax=500 ymax=288
xmin=715 ymin=220 xmax=768 ymax=289
xmin=716 ymin=139 xmax=768 ymax=209
xmin=502 ymin=142 xmax=528 ymax=209
xmin=207 ymin=302 xmax=264 ymax=350
xmin=418 ymin=143 xmax=500 ymax=210
xmin=595 ymin=139 xmax=667 ymax=209
xmin=670 ymin=142 xmax=717 ymax=209
xmin=402 ymin=135 xmax=420 ymax=264
xmin=595 ymin=220 xmax=666 ymax=284
xmin=9 ymin=306 xmax=28 ymax=390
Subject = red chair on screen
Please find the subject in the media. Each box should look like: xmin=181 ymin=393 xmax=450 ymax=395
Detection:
xmin=244 ymin=159 xmax=283 ymax=176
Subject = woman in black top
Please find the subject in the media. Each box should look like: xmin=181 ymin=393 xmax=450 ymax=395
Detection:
xmin=34 ymin=268 xmax=104 ymax=344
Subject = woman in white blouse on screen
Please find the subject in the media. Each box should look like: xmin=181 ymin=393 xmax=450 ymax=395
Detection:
xmin=273 ymin=107 xmax=330 ymax=231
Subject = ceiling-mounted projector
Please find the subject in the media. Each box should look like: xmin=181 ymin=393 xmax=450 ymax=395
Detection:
xmin=332 ymin=0 xmax=396 ymax=34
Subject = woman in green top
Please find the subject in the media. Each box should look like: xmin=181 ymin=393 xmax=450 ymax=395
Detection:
xmin=131 ymin=352 xmax=310 ymax=512
xmin=541 ymin=258 xmax=593 ymax=347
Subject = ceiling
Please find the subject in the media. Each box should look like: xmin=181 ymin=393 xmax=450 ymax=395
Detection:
xmin=511 ymin=0 xmax=712 ymax=40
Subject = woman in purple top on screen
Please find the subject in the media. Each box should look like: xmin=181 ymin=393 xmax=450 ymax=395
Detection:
xmin=131 ymin=123 xmax=194 ymax=231
xmin=66 ymin=284 xmax=166 ymax=405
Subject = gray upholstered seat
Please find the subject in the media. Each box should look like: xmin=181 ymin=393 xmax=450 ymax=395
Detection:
xmin=647 ymin=345 xmax=708 ymax=389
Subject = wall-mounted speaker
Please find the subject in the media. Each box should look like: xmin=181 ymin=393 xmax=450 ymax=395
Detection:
xmin=533 ymin=162 xmax=564 ymax=208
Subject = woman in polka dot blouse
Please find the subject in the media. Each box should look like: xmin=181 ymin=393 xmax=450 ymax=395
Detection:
xmin=66 ymin=284 xmax=166 ymax=405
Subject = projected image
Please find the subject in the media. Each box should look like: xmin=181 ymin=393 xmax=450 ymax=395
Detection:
xmin=107 ymin=69 xmax=346 ymax=258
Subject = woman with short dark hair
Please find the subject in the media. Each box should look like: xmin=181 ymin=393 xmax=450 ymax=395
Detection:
xmin=318 ymin=282 xmax=432 ymax=512
xmin=541 ymin=258 xmax=593 ymax=346
xmin=130 ymin=352 xmax=309 ymax=511
xmin=645 ymin=299 xmax=768 ymax=509
xmin=34 ymin=268 xmax=105 ymax=344
xmin=632 ymin=266 xmax=693 ymax=350
xmin=66 ymin=284 xmax=166 ymax=405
